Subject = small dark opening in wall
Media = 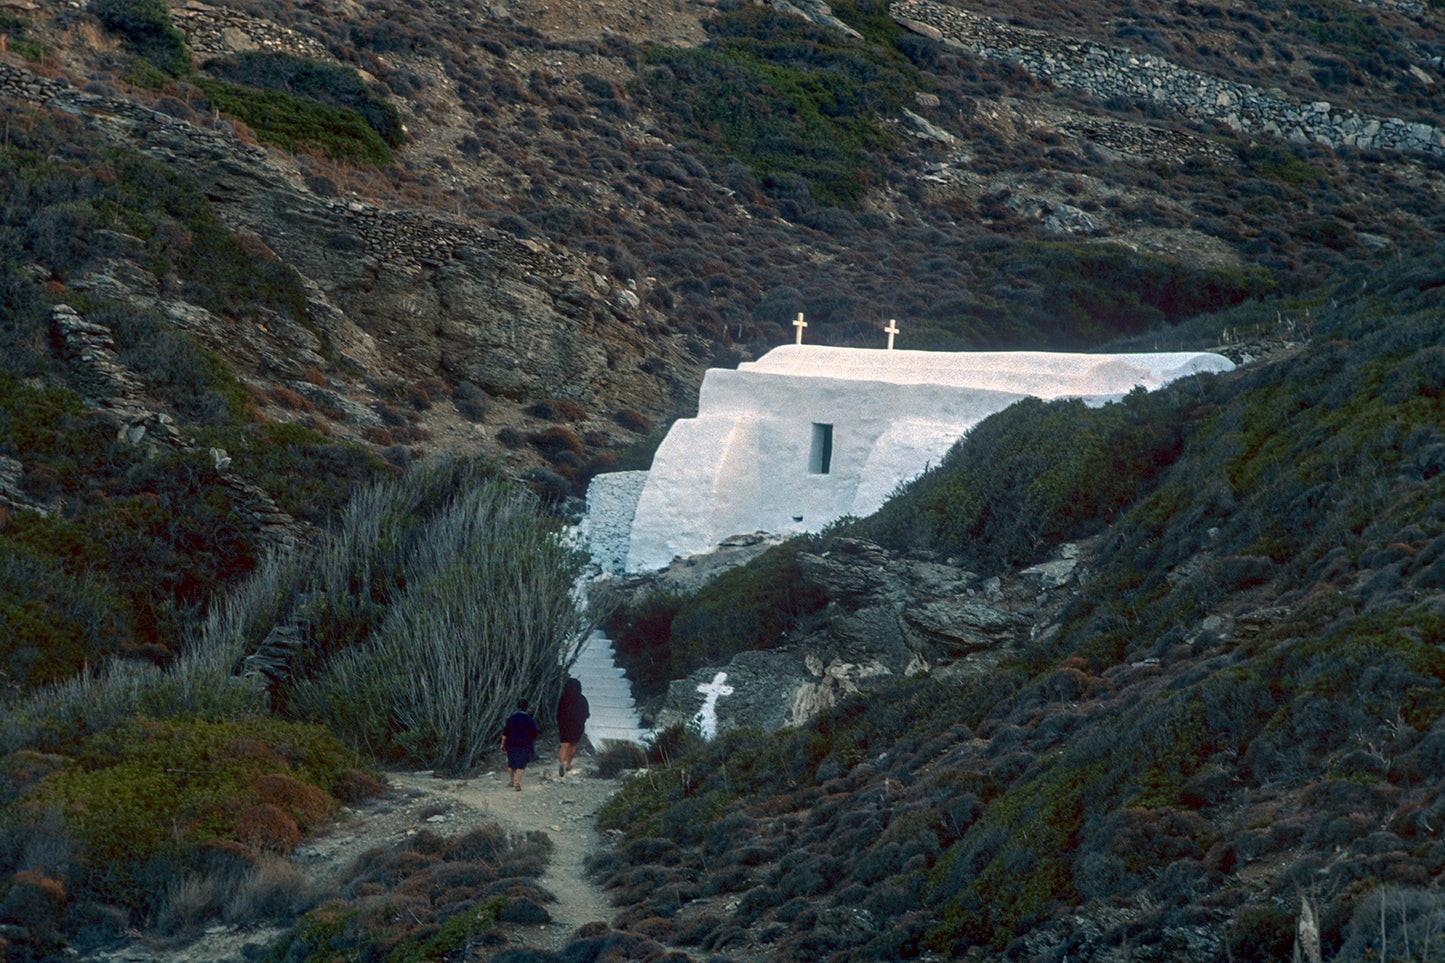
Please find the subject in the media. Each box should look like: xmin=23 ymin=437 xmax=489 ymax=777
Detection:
xmin=810 ymin=423 xmax=833 ymax=475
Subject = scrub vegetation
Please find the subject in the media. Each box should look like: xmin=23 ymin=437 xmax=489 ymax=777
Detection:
xmin=2 ymin=0 xmax=1445 ymax=955
xmin=0 ymin=458 xmax=589 ymax=953
xmin=590 ymin=253 xmax=1445 ymax=960
xmin=87 ymin=0 xmax=403 ymax=163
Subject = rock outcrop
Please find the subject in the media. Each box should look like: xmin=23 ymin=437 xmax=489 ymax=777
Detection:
xmin=651 ymin=536 xmax=1093 ymax=737
xmin=0 ymin=55 xmax=704 ymax=447
xmin=893 ymin=0 xmax=1445 ymax=157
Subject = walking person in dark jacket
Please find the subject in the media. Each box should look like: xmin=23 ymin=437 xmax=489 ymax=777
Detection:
xmin=501 ymin=699 xmax=539 ymax=790
xmin=556 ymin=677 xmax=589 ymax=778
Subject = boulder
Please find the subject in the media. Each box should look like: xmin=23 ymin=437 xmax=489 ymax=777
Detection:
xmin=904 ymin=598 xmax=1034 ymax=656
xmin=654 ymin=649 xmax=813 ymax=738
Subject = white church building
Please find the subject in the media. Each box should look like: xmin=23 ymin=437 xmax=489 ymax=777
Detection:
xmin=585 ymin=342 xmax=1234 ymax=574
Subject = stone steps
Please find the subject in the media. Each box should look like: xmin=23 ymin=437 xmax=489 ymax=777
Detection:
xmin=566 ymin=630 xmax=649 ymax=749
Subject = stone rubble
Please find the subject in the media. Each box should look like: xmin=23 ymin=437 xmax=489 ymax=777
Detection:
xmin=48 ymin=303 xmax=301 ymax=553
xmin=892 ymin=0 xmax=1445 ymax=158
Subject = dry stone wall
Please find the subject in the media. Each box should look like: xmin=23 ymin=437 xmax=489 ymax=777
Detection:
xmin=173 ymin=0 xmax=334 ymax=62
xmin=892 ymin=0 xmax=1445 ymax=158
xmin=50 ymin=303 xmax=301 ymax=552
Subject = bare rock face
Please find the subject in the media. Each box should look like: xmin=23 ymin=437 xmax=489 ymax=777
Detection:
xmin=795 ymin=536 xmax=1037 ymax=669
xmin=904 ymin=598 xmax=1035 ymax=656
xmin=0 ymin=58 xmax=706 ymax=453
xmin=654 ymin=650 xmax=815 ymax=739
xmin=657 ymin=537 xmax=1093 ymax=737
xmin=207 ymin=175 xmax=702 ymax=415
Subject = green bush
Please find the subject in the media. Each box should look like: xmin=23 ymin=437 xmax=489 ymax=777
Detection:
xmin=0 ymin=364 xmax=393 ymax=685
xmin=202 ymin=52 xmax=405 ymax=149
xmin=0 ymin=374 xmax=265 ymax=669
xmin=599 ymin=673 xmax=1019 ymax=844
xmin=5 ymin=715 xmax=368 ymax=918
xmin=89 ymin=0 xmax=190 ymax=76
xmin=853 ymin=387 xmax=1197 ymax=568
xmin=608 ymin=537 xmax=828 ymax=700
xmin=196 ymin=78 xmax=397 ymax=165
xmin=263 ymin=898 xmax=504 ymax=963
xmin=0 ymin=106 xmax=314 ymax=326
xmin=0 ymin=261 xmax=48 ymax=376
xmin=995 ymin=241 xmax=1275 ymax=345
xmin=669 ymin=536 xmax=828 ymax=670
xmin=209 ymin=460 xmax=589 ymax=773
xmin=195 ymin=422 xmax=392 ymax=525
xmin=0 ymin=13 xmax=46 ymax=60
xmin=607 ymin=588 xmax=689 ymax=701
xmin=1237 ymin=141 xmax=1328 ymax=185
xmin=606 ymin=423 xmax=670 ymax=472
xmin=643 ymin=3 xmax=916 ymax=207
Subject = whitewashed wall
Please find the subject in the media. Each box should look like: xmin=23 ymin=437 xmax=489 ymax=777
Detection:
xmin=580 ymin=470 xmax=646 ymax=575
xmin=602 ymin=346 xmax=1233 ymax=572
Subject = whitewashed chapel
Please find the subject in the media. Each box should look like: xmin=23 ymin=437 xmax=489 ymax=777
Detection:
xmin=585 ymin=339 xmax=1234 ymax=574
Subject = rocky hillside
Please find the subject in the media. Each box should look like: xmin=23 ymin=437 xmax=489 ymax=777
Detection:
xmin=1 ymin=0 xmax=1442 ymax=482
xmin=593 ymin=264 xmax=1445 ymax=962
xmin=2 ymin=0 xmax=1445 ymax=958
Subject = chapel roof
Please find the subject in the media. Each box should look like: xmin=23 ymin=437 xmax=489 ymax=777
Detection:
xmin=741 ymin=345 xmax=1233 ymax=397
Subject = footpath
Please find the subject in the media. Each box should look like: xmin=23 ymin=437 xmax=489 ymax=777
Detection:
xmin=86 ymin=752 xmax=624 ymax=962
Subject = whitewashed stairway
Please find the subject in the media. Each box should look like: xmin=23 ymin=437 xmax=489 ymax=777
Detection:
xmin=567 ymin=629 xmax=649 ymax=749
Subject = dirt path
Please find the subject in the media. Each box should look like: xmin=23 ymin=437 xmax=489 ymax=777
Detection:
xmin=384 ymin=760 xmax=622 ymax=952
xmin=87 ymin=753 xmax=624 ymax=962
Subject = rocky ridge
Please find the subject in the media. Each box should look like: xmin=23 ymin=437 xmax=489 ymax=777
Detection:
xmin=650 ymin=535 xmax=1088 ymax=736
xmin=0 ymin=39 xmax=706 ymax=478
xmin=894 ymin=0 xmax=1445 ymax=158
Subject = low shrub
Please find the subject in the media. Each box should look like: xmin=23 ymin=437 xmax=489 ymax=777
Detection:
xmin=612 ymin=407 xmax=653 ymax=434
xmin=195 ymin=421 xmax=390 ymax=525
xmin=0 ymin=13 xmax=46 ymax=60
xmin=262 ymin=896 xmax=505 ymax=963
xmin=202 ymin=52 xmax=404 ymax=148
xmin=195 ymin=79 xmax=396 ymax=165
xmin=851 ymin=387 xmax=1198 ymax=567
xmin=526 ymin=425 xmax=585 ymax=463
xmin=606 ymin=588 xmax=688 ymax=701
xmin=1225 ymin=904 xmax=1295 ymax=962
xmin=0 ymin=376 xmax=316 ymax=672
xmin=526 ymin=398 xmax=587 ymax=422
xmin=642 ymin=3 xmax=916 ymax=207
xmin=667 ymin=537 xmax=828 ymax=673
xmin=3 ymin=715 xmax=369 ymax=923
xmin=89 ymin=0 xmax=190 ymax=76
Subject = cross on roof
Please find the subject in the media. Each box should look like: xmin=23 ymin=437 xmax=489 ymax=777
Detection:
xmin=885 ymin=318 xmax=900 ymax=350
xmin=793 ymin=313 xmax=807 ymax=345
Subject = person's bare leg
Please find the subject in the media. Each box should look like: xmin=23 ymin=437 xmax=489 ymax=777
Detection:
xmin=564 ymin=742 xmax=578 ymax=770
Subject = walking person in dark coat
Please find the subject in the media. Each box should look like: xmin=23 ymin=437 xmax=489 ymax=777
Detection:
xmin=501 ymin=699 xmax=539 ymax=791
xmin=556 ymin=677 xmax=589 ymax=778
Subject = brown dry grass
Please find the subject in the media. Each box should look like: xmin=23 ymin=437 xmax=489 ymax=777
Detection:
xmin=236 ymin=802 xmax=302 ymax=854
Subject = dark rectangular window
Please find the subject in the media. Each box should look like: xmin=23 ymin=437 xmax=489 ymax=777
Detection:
xmin=810 ymin=423 xmax=833 ymax=475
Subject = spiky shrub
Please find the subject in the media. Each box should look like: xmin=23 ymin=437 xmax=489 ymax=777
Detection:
xmin=233 ymin=459 xmax=589 ymax=773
